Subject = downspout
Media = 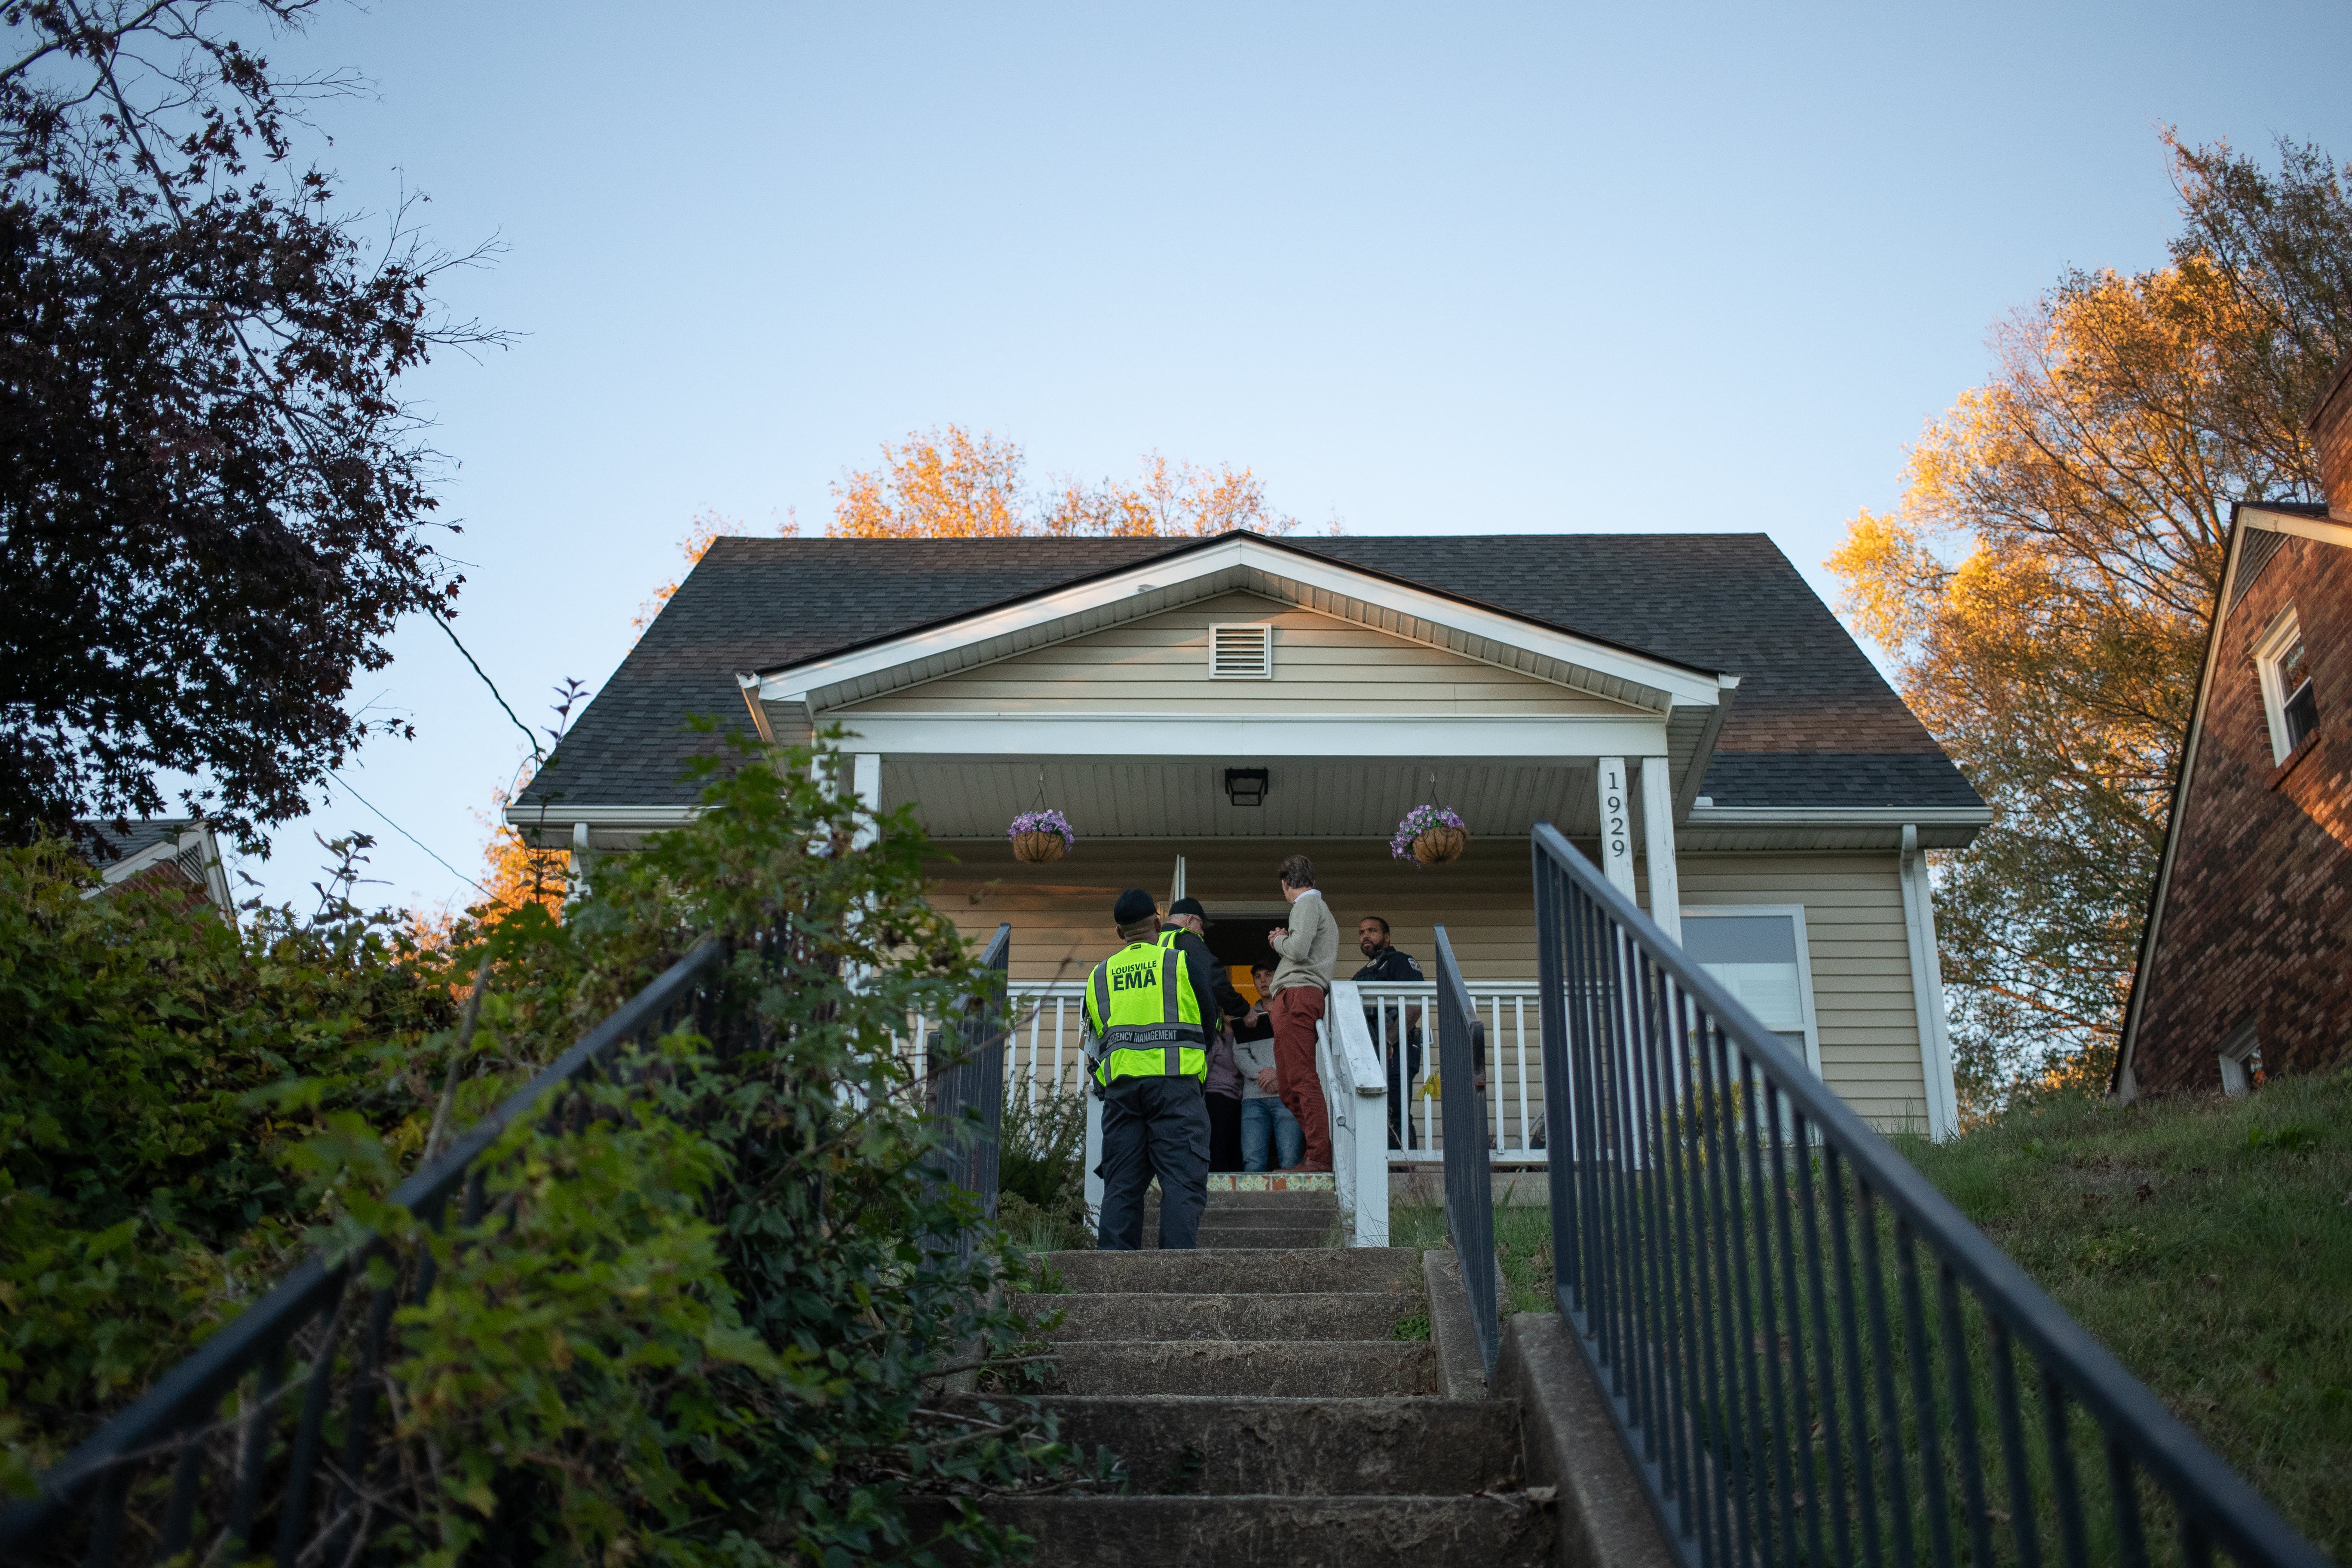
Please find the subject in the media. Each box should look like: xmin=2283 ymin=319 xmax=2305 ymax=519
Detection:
xmin=1899 ymin=824 xmax=1960 ymax=1140
xmin=1674 ymin=674 xmax=1741 ymax=823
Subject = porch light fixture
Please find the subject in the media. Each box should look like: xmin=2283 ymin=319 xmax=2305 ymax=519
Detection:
xmin=1224 ymin=768 xmax=1269 ymax=807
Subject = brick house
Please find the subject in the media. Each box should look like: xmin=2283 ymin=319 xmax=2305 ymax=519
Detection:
xmin=74 ymin=818 xmax=234 ymax=915
xmin=2114 ymin=361 xmax=2352 ymax=1099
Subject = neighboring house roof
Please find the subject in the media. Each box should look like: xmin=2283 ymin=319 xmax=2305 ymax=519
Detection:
xmin=73 ymin=818 xmax=235 ymax=913
xmin=521 ymin=531 xmax=1980 ymax=814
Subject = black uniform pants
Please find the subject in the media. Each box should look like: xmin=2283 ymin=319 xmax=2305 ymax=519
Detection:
xmin=1096 ymin=1075 xmax=1210 ymax=1251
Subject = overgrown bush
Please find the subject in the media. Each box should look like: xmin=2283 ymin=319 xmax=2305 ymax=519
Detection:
xmin=0 ymin=836 xmax=454 ymax=1496
xmin=2 ymin=741 xmax=1100 ymax=1563
xmin=995 ymin=1089 xmax=1091 ymax=1253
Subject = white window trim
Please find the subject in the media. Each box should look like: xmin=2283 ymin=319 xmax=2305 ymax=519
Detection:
xmin=2251 ymin=604 xmax=2306 ymax=764
xmin=1208 ymin=621 xmax=1276 ymax=680
xmin=2217 ymin=1020 xmax=2261 ymax=1098
xmin=1678 ymin=903 xmax=1823 ymax=1079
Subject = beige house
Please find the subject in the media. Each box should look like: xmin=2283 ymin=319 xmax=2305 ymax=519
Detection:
xmin=516 ymin=530 xmax=1984 ymax=1202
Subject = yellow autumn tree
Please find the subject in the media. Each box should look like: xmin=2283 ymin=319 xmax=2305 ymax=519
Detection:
xmin=1828 ymin=135 xmax=2352 ymax=1114
xmin=828 ymin=426 xmax=1298 ymax=538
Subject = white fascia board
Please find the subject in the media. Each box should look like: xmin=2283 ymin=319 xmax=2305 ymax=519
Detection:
xmin=501 ymin=804 xmax=700 ymax=830
xmin=826 ymin=711 xmax=1671 ymax=758
xmin=1685 ymin=804 xmax=1994 ymax=827
xmin=97 ymin=838 xmax=181 ymax=885
xmin=754 ymin=536 xmax=1724 ymax=712
xmin=2241 ymin=504 xmax=2352 ymax=550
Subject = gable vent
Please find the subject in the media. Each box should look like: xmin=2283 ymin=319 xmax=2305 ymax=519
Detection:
xmin=1209 ymin=623 xmax=1274 ymax=679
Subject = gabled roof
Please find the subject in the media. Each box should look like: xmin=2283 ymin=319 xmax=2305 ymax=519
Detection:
xmin=748 ymin=530 xmax=1725 ymax=718
xmin=72 ymin=818 xmax=234 ymax=912
xmin=521 ymin=532 xmax=1980 ymax=814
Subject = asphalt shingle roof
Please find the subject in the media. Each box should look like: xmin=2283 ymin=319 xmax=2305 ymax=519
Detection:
xmin=522 ymin=533 xmax=1978 ymax=812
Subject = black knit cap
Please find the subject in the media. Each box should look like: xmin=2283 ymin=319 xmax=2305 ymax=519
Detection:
xmin=1167 ymin=896 xmax=1207 ymax=921
xmin=1112 ymin=888 xmax=1158 ymax=926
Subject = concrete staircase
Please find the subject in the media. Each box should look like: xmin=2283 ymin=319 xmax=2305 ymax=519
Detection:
xmin=1139 ymin=1179 xmax=1341 ymax=1249
xmin=946 ymin=1186 xmax=1557 ymax=1566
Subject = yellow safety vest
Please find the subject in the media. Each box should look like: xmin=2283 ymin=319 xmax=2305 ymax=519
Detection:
xmin=1085 ymin=937 xmax=1208 ymax=1084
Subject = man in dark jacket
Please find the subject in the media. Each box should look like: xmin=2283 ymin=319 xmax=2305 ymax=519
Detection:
xmin=1165 ymin=897 xmax=1251 ymax=1170
xmin=1353 ymin=916 xmax=1425 ymax=1149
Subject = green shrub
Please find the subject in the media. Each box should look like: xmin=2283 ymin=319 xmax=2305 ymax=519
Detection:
xmin=3 ymin=742 xmax=1099 ymax=1564
xmin=0 ymin=836 xmax=453 ymax=1494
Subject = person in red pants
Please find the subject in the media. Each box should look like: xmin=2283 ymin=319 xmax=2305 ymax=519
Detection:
xmin=1265 ymin=853 xmax=1339 ymax=1172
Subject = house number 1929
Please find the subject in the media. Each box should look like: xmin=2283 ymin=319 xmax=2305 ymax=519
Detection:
xmin=1604 ymin=766 xmax=1627 ymax=859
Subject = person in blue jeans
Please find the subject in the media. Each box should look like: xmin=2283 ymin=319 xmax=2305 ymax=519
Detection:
xmin=1232 ymin=963 xmax=1305 ymax=1170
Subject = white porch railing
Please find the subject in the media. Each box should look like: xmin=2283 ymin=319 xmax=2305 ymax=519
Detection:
xmin=1357 ymin=981 xmax=1547 ymax=1163
xmin=1320 ymin=980 xmax=1390 ymax=1246
xmin=903 ymin=979 xmax=1556 ymax=1243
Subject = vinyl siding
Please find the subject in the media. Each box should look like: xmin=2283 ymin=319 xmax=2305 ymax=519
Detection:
xmin=1675 ymin=851 xmax=1930 ymax=1130
xmin=926 ymin=839 xmax=1932 ymax=1133
xmin=840 ymin=593 xmax=1635 ymax=717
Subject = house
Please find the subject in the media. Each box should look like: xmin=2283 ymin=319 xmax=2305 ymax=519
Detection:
xmin=74 ymin=818 xmax=234 ymax=915
xmin=2114 ymin=362 xmax=2352 ymax=1101
xmin=514 ymin=531 xmax=1986 ymax=1143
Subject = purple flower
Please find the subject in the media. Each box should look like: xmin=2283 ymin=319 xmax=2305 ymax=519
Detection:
xmin=1390 ymin=805 xmax=1467 ymax=861
xmin=1008 ymin=808 xmax=1076 ymax=849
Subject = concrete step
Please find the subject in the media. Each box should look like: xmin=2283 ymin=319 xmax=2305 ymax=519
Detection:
xmin=1040 ymin=1339 xmax=1436 ymax=1396
xmin=1147 ymin=1188 xmax=1339 ymax=1211
xmin=907 ymin=1493 xmax=1556 ymax=1567
xmin=1023 ymin=1291 xmax=1420 ymax=1342
xmin=1043 ymin=1247 xmax=1422 ymax=1296
xmin=1019 ymin=1394 xmax=1522 ymax=1494
xmin=1145 ymin=1222 xmax=1337 ymax=1250
xmin=1149 ymin=1208 xmax=1338 ymax=1228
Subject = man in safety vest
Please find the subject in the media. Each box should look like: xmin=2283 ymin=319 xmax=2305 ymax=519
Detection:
xmin=1085 ymin=888 xmax=1224 ymax=1250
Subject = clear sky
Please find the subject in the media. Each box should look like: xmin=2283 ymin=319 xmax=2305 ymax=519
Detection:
xmin=231 ymin=0 xmax=2352 ymax=915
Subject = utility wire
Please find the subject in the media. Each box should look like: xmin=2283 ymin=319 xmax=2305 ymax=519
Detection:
xmin=334 ymin=777 xmax=493 ymax=898
xmin=432 ymin=615 xmax=545 ymax=766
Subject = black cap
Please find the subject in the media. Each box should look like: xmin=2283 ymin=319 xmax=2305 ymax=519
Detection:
xmin=1113 ymin=888 xmax=1159 ymax=926
xmin=1168 ymin=896 xmax=1207 ymax=921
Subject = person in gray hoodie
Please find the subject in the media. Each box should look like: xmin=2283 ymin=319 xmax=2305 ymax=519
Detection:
xmin=1265 ymin=853 xmax=1339 ymax=1171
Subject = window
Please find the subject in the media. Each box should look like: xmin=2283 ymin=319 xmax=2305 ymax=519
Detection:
xmin=1680 ymin=906 xmax=1822 ymax=1074
xmin=1209 ymin=623 xmax=1274 ymax=679
xmin=2217 ymin=1020 xmax=2264 ymax=1098
xmin=2253 ymin=608 xmax=2318 ymax=762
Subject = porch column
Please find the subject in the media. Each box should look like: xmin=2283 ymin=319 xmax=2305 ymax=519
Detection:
xmin=1595 ymin=757 xmax=1637 ymax=901
xmin=849 ymin=752 xmax=882 ymax=850
xmin=1639 ymin=756 xmax=1681 ymax=946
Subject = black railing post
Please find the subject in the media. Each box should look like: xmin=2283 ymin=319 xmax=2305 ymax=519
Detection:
xmin=1432 ymin=925 xmax=1500 ymax=1376
xmin=1525 ymin=820 xmax=2331 ymax=1568
xmin=922 ymin=923 xmax=1013 ymax=1257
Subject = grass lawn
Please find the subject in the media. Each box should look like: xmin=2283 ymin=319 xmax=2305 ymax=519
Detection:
xmin=1393 ymin=1067 xmax=2352 ymax=1560
xmin=1898 ymin=1068 xmax=2352 ymax=1560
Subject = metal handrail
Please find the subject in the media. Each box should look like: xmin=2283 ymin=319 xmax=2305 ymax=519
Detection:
xmin=0 ymin=937 xmax=731 ymax=1565
xmin=1528 ymin=822 xmax=2329 ymax=1568
xmin=1431 ymin=925 xmax=1500 ymax=1374
xmin=924 ymin=925 xmax=1012 ymax=1237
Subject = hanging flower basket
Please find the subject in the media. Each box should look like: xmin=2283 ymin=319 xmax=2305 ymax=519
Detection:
xmin=1008 ymin=808 xmax=1076 ymax=864
xmin=1391 ymin=805 xmax=1469 ymax=866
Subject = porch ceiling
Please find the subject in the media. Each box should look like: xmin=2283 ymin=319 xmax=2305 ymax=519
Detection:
xmin=885 ymin=758 xmax=1653 ymax=840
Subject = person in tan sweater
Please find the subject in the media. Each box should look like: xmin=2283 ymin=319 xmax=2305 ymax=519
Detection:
xmin=1266 ymin=852 xmax=1339 ymax=1171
